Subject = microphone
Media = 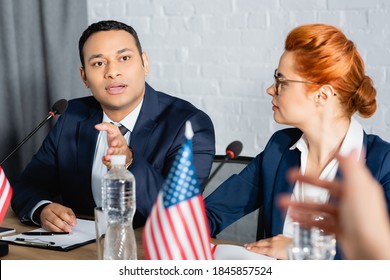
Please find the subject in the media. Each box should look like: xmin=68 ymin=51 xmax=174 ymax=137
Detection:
xmin=202 ymin=141 xmax=243 ymax=190
xmin=0 ymin=99 xmax=68 ymax=166
xmin=225 ymin=141 xmax=243 ymax=160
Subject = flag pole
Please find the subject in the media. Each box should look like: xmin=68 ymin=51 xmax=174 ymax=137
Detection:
xmin=185 ymin=121 xmax=194 ymax=140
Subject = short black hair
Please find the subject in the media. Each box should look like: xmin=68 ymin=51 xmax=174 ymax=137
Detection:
xmin=78 ymin=20 xmax=143 ymax=67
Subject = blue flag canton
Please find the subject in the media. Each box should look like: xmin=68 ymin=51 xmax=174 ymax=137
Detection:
xmin=162 ymin=139 xmax=200 ymax=208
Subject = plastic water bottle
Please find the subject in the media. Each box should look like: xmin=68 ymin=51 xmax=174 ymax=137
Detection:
xmin=101 ymin=155 xmax=137 ymax=260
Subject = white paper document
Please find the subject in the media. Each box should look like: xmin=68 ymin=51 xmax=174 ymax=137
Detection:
xmin=1 ymin=218 xmax=96 ymax=251
xmin=213 ymin=244 xmax=275 ymax=260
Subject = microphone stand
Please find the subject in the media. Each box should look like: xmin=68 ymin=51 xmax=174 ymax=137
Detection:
xmin=201 ymin=141 xmax=242 ymax=191
xmin=201 ymin=155 xmax=232 ymax=191
xmin=0 ymin=99 xmax=67 ymax=166
xmin=0 ymin=113 xmax=55 ymax=166
xmin=206 ymin=158 xmax=227 ymax=183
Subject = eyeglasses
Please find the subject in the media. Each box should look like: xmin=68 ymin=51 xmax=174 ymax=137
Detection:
xmin=273 ymin=69 xmax=320 ymax=96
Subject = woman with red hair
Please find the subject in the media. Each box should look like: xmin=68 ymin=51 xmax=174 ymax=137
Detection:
xmin=205 ymin=24 xmax=390 ymax=259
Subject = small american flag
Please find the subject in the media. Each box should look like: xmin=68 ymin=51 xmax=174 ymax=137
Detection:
xmin=143 ymin=121 xmax=213 ymax=260
xmin=0 ymin=167 xmax=12 ymax=224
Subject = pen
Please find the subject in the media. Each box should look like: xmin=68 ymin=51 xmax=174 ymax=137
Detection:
xmin=15 ymin=238 xmax=55 ymax=246
xmin=21 ymin=232 xmax=69 ymax=236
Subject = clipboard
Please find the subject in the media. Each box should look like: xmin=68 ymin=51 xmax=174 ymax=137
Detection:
xmin=0 ymin=219 xmax=96 ymax=252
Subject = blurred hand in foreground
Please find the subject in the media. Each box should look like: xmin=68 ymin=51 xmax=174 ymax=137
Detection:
xmin=279 ymin=149 xmax=390 ymax=260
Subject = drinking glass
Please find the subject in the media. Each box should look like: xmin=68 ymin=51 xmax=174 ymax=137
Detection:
xmin=288 ymin=213 xmax=336 ymax=260
xmin=94 ymin=207 xmax=107 ymax=260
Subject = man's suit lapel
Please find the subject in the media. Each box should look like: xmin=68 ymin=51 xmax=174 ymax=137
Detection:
xmin=77 ymin=106 xmax=102 ymax=175
xmin=131 ymin=83 xmax=158 ymax=154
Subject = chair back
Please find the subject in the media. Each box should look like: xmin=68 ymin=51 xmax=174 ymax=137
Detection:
xmin=203 ymin=155 xmax=259 ymax=243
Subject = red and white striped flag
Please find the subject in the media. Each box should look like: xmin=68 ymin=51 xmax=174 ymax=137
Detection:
xmin=143 ymin=121 xmax=213 ymax=260
xmin=0 ymin=167 xmax=12 ymax=224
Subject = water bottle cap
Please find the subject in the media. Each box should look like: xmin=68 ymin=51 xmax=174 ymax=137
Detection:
xmin=110 ymin=155 xmax=126 ymax=165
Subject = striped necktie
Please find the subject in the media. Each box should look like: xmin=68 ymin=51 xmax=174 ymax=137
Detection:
xmin=111 ymin=122 xmax=129 ymax=136
xmin=118 ymin=124 xmax=129 ymax=136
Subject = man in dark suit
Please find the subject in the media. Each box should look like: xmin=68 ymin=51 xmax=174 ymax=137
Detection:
xmin=11 ymin=20 xmax=215 ymax=232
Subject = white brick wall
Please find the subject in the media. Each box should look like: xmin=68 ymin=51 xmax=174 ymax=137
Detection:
xmin=86 ymin=0 xmax=390 ymax=244
xmin=87 ymin=0 xmax=390 ymax=157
